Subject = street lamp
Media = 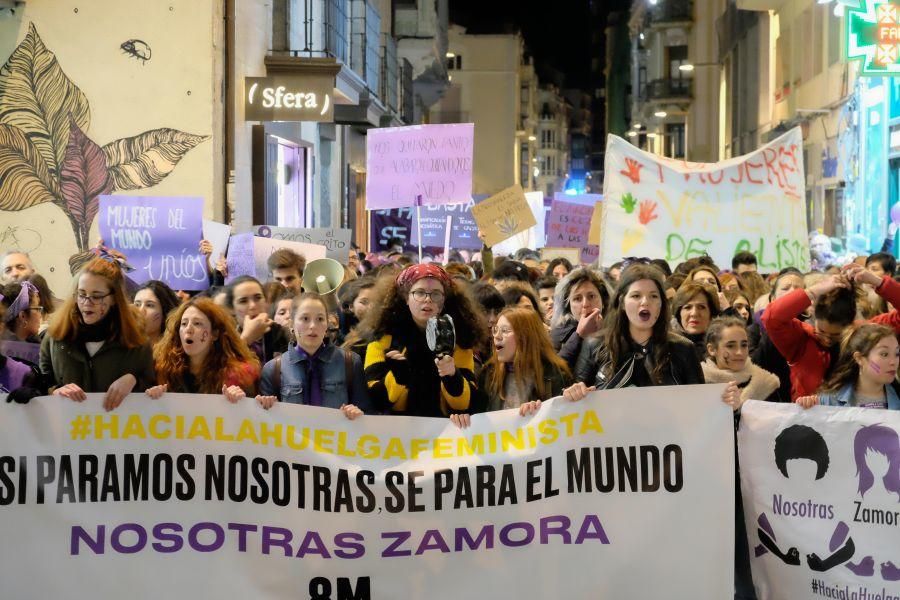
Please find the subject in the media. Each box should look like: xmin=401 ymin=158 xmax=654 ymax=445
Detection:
xmin=680 ymin=61 xmax=720 ymax=71
xmin=654 ymin=110 xmax=667 ymax=118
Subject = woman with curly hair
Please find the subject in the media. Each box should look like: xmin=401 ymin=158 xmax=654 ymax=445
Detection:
xmin=145 ymin=297 xmax=261 ymax=404
xmin=360 ymin=264 xmax=487 ymax=417
xmin=40 ymin=255 xmax=155 ymax=411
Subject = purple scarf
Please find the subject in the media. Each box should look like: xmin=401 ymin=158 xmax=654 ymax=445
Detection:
xmin=295 ymin=344 xmax=325 ymax=407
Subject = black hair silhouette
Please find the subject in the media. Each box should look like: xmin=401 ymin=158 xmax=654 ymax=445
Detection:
xmin=774 ymin=424 xmax=830 ymax=480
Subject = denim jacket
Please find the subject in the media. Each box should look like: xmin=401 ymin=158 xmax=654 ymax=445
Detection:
xmin=259 ymin=343 xmax=372 ymax=413
xmin=818 ymin=383 xmax=900 ymax=411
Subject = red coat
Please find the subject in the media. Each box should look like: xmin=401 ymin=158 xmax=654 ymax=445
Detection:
xmin=762 ymin=276 xmax=900 ymax=399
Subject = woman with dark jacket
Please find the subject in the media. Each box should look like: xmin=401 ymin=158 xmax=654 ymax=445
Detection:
xmin=360 ymin=264 xmax=488 ymax=417
xmin=40 ymin=255 xmax=155 ymax=411
xmin=670 ymin=282 xmax=721 ymax=361
xmin=550 ymin=268 xmax=610 ymax=371
xmin=566 ymin=264 xmax=706 ymax=395
xmin=462 ymin=308 xmax=570 ymax=419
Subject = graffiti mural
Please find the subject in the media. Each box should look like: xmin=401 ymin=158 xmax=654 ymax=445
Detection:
xmin=0 ymin=23 xmax=207 ymax=271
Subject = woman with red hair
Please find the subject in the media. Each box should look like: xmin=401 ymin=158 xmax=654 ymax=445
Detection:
xmin=40 ymin=255 xmax=155 ymax=411
xmin=145 ymin=297 xmax=261 ymax=404
xmin=452 ymin=307 xmax=570 ymax=427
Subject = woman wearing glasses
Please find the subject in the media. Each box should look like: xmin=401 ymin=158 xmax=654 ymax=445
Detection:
xmin=360 ymin=264 xmax=487 ymax=416
xmin=40 ymin=255 xmax=155 ymax=411
xmin=0 ymin=281 xmax=44 ymax=344
xmin=452 ymin=308 xmax=570 ymax=427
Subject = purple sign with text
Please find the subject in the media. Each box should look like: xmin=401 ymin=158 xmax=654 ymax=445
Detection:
xmin=546 ymin=200 xmax=598 ymax=262
xmin=365 ymin=123 xmax=474 ymax=210
xmin=99 ymin=196 xmax=208 ymax=290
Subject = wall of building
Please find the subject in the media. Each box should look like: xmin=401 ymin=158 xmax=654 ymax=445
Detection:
xmin=433 ymin=27 xmax=520 ymax=195
xmin=0 ymin=0 xmax=222 ymax=294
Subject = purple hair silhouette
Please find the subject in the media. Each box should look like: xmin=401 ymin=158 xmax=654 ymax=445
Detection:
xmin=853 ymin=424 xmax=900 ymax=502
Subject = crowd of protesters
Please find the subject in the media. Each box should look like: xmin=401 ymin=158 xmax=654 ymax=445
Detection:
xmin=2 ymin=234 xmax=900 ymax=599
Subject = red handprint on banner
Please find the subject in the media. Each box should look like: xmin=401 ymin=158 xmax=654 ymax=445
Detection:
xmin=620 ymin=158 xmax=643 ymax=184
xmin=638 ymin=200 xmax=658 ymax=225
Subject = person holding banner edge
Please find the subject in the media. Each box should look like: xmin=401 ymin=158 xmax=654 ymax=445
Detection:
xmin=41 ymin=254 xmax=155 ymax=412
xmin=451 ymin=307 xmax=571 ymax=428
xmin=145 ymin=297 xmax=260 ymax=404
xmin=565 ymin=264 xmax=740 ymax=408
xmin=763 ymin=263 xmax=900 ymax=399
xmin=793 ymin=323 xmax=900 ymax=411
xmin=362 ymin=264 xmax=486 ymax=417
xmin=256 ymin=293 xmax=370 ymax=418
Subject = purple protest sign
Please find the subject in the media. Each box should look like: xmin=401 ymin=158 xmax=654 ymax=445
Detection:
xmin=99 ymin=196 xmax=208 ymax=290
xmin=224 ymin=233 xmax=256 ymax=284
xmin=370 ymin=207 xmax=415 ymax=252
xmin=546 ymin=200 xmax=594 ymax=249
xmin=409 ymin=200 xmax=481 ymax=250
xmin=365 ymin=123 xmax=474 ymax=210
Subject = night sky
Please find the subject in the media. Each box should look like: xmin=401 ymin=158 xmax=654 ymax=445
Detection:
xmin=449 ymin=0 xmax=627 ymax=90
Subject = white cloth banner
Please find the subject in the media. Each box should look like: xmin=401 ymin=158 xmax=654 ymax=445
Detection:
xmin=0 ymin=386 xmax=734 ymax=598
xmin=601 ymin=128 xmax=810 ymax=271
xmin=739 ymin=401 xmax=900 ymax=600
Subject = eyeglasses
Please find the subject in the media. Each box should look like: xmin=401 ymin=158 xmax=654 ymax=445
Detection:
xmin=410 ymin=289 xmax=445 ymax=303
xmin=76 ymin=292 xmax=113 ymax=305
xmin=492 ymin=326 xmax=514 ymax=337
xmin=26 ymin=306 xmax=44 ymax=314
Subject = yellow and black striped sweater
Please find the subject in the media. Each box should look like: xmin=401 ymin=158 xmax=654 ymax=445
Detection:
xmin=364 ymin=331 xmax=476 ymax=417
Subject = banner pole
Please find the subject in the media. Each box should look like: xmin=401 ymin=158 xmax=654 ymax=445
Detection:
xmin=443 ymin=215 xmax=452 ymax=265
xmin=416 ymin=195 xmax=423 ymax=263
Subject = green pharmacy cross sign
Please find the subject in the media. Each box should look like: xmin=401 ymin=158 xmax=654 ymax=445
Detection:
xmin=848 ymin=1 xmax=900 ymax=75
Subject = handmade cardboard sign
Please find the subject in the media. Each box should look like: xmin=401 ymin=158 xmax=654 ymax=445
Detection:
xmin=471 ymin=185 xmax=537 ymax=248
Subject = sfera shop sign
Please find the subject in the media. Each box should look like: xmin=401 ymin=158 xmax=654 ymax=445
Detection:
xmin=848 ymin=2 xmax=900 ymax=76
xmin=244 ymin=76 xmax=334 ymax=122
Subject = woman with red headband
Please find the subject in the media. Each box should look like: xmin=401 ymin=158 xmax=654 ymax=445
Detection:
xmin=357 ymin=264 xmax=488 ymax=417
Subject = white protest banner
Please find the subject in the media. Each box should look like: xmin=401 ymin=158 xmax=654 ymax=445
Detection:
xmin=252 ymin=236 xmax=327 ymax=279
xmin=366 ymin=123 xmax=474 ymax=209
xmin=253 ymin=225 xmax=352 ymax=264
xmin=601 ymin=128 xmax=810 ymax=270
xmin=202 ymin=219 xmax=232 ymax=264
xmin=0 ymin=385 xmax=733 ymax=598
xmin=738 ymin=401 xmax=900 ymax=600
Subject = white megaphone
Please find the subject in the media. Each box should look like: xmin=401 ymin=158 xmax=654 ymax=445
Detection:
xmin=301 ymin=258 xmax=345 ymax=295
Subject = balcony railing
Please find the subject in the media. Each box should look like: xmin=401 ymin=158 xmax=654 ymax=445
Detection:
xmin=350 ymin=0 xmax=380 ymax=96
xmin=648 ymin=0 xmax=693 ymax=24
xmin=645 ymin=78 xmax=692 ymax=101
xmin=400 ymin=58 xmax=414 ymax=124
xmin=380 ymin=33 xmax=399 ymax=113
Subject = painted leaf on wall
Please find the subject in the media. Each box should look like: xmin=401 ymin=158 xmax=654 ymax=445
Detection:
xmin=0 ymin=123 xmax=60 ymax=211
xmin=60 ymin=118 xmax=112 ymax=246
xmin=0 ymin=23 xmax=90 ymax=180
xmin=103 ymin=128 xmax=209 ymax=190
